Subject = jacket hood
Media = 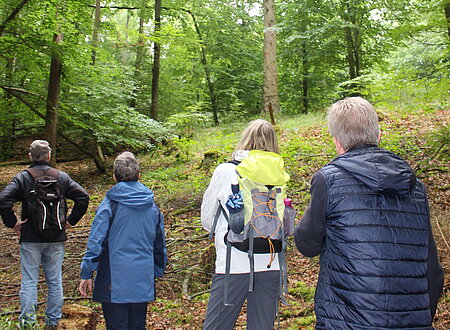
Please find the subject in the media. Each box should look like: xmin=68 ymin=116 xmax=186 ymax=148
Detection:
xmin=330 ymin=146 xmax=416 ymax=195
xmin=106 ymin=181 xmax=154 ymax=207
xmin=236 ymin=150 xmax=290 ymax=186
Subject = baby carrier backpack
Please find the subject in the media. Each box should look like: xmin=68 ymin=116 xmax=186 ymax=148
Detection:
xmin=26 ymin=168 xmax=67 ymax=239
xmin=210 ymin=150 xmax=292 ymax=306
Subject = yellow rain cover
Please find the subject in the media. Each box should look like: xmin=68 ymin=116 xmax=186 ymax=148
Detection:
xmin=236 ymin=150 xmax=290 ymax=185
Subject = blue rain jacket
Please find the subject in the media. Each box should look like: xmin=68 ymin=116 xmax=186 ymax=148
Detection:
xmin=316 ymin=146 xmax=433 ymax=329
xmin=81 ymin=181 xmax=167 ymax=303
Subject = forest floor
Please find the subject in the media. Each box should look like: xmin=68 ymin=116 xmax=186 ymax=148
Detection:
xmin=0 ymin=109 xmax=448 ymax=329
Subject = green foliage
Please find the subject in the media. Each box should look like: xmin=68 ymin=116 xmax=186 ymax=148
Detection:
xmin=289 ymin=281 xmax=316 ymax=302
xmin=379 ymin=125 xmax=422 ymax=159
xmin=427 ymin=124 xmax=450 ymax=160
xmin=0 ymin=0 xmax=448 ymax=171
xmin=277 ymin=0 xmax=418 ymax=113
xmin=0 ymin=316 xmax=21 ymax=329
xmin=415 ymin=123 xmax=450 ymax=177
xmin=166 ymin=107 xmax=212 ymax=136
xmin=192 ymin=126 xmax=243 ymax=161
xmin=151 ymin=299 xmax=184 ymax=311
xmin=191 ymin=0 xmax=264 ymax=118
xmin=139 ymin=150 xmax=209 ymax=209
xmin=366 ymin=4 xmax=449 ymax=112
xmin=192 ymin=292 xmax=210 ymax=302
xmin=0 ymin=314 xmax=45 ymax=329
xmin=287 ymin=316 xmax=316 ymax=329
xmin=280 ymin=126 xmax=333 ymax=197
xmin=281 ymin=282 xmax=316 ymax=326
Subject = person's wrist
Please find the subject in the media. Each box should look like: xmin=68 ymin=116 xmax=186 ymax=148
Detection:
xmin=80 ymin=270 xmax=93 ymax=280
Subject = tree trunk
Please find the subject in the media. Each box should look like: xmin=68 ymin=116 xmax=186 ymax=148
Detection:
xmin=350 ymin=2 xmax=361 ymax=78
xmin=91 ymin=0 xmax=101 ymax=65
xmin=344 ymin=25 xmax=357 ymax=80
xmin=131 ymin=1 xmax=147 ymax=110
xmin=1 ymin=57 xmax=16 ymax=160
xmin=341 ymin=0 xmax=362 ymax=97
xmin=190 ymin=12 xmax=219 ymax=124
xmin=121 ymin=10 xmax=131 ymax=63
xmin=445 ymin=2 xmax=450 ymax=40
xmin=0 ymin=0 xmax=31 ymax=36
xmin=301 ymin=41 xmax=308 ymax=114
xmin=343 ymin=0 xmax=361 ymax=80
xmin=150 ymin=0 xmax=161 ymax=120
xmin=89 ymin=0 xmax=107 ymax=171
xmin=263 ymin=0 xmax=280 ymax=114
xmin=44 ymin=33 xmax=63 ymax=167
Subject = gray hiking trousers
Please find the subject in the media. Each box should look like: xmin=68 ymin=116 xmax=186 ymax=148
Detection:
xmin=203 ymin=271 xmax=280 ymax=330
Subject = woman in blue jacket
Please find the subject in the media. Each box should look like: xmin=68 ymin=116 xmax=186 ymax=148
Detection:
xmin=79 ymin=152 xmax=167 ymax=330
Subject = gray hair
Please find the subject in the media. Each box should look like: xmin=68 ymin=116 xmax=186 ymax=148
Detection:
xmin=114 ymin=151 xmax=140 ymax=182
xmin=327 ymin=97 xmax=380 ymax=151
xmin=236 ymin=119 xmax=279 ymax=154
xmin=29 ymin=140 xmax=52 ymax=162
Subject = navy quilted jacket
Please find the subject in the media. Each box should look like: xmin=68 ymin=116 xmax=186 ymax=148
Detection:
xmin=295 ymin=145 xmax=443 ymax=329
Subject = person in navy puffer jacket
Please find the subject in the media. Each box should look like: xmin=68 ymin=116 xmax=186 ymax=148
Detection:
xmin=294 ymin=97 xmax=444 ymax=329
xmin=79 ymin=151 xmax=167 ymax=330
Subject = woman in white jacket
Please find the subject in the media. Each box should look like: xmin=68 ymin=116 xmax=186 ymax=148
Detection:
xmin=201 ymin=119 xmax=282 ymax=330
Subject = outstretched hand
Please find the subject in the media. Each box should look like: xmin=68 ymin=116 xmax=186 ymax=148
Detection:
xmin=13 ymin=218 xmax=28 ymax=237
xmin=79 ymin=279 xmax=93 ymax=298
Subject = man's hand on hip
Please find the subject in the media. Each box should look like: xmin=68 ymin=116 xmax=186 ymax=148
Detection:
xmin=13 ymin=218 xmax=27 ymax=237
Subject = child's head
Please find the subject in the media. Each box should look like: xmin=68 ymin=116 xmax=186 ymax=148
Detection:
xmin=113 ymin=151 xmax=140 ymax=182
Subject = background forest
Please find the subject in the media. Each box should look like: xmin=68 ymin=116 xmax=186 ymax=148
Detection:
xmin=0 ymin=0 xmax=448 ymax=164
xmin=0 ymin=0 xmax=449 ymax=329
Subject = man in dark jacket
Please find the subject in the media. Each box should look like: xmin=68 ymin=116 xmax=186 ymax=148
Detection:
xmin=294 ymin=97 xmax=444 ymax=329
xmin=0 ymin=140 xmax=89 ymax=329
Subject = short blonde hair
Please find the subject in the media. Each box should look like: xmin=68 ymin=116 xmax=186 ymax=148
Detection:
xmin=327 ymin=97 xmax=380 ymax=151
xmin=235 ymin=119 xmax=279 ymax=154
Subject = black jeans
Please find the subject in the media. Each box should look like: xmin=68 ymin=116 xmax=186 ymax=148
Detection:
xmin=102 ymin=302 xmax=148 ymax=330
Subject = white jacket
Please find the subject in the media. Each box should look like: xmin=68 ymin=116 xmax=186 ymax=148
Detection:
xmin=201 ymin=151 xmax=280 ymax=274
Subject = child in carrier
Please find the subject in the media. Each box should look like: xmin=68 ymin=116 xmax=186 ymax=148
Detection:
xmin=79 ymin=151 xmax=167 ymax=330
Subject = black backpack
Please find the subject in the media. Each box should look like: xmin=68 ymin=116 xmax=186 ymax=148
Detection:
xmin=26 ymin=168 xmax=67 ymax=238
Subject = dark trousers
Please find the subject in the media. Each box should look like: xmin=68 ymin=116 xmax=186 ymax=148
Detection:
xmin=203 ymin=271 xmax=280 ymax=330
xmin=102 ymin=302 xmax=148 ymax=330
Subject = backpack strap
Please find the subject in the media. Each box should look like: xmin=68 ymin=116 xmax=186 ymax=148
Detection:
xmin=278 ymin=234 xmax=289 ymax=301
xmin=208 ymin=159 xmax=238 ymax=240
xmin=227 ymin=160 xmax=241 ymax=166
xmin=248 ymin=226 xmax=255 ymax=292
xmin=208 ymin=202 xmax=228 ymax=240
xmin=215 ymin=159 xmax=240 ymax=306
xmin=223 ymin=239 xmax=233 ymax=306
xmin=25 ymin=167 xmax=59 ymax=179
